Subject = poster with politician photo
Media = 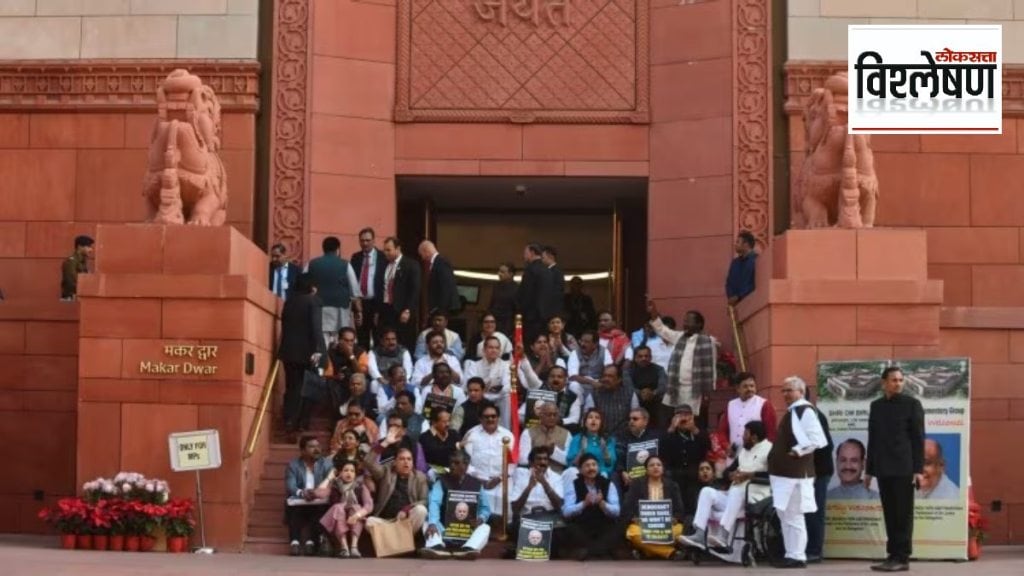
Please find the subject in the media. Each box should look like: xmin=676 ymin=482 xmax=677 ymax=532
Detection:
xmin=444 ymin=490 xmax=478 ymax=542
xmin=817 ymin=358 xmax=970 ymax=561
xmin=516 ymin=518 xmax=553 ymax=561
xmin=626 ymin=439 xmax=658 ymax=479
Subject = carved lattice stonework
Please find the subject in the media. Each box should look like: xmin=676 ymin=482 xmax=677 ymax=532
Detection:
xmin=0 ymin=61 xmax=258 ymax=111
xmin=733 ymin=0 xmax=771 ymax=250
xmin=269 ymin=0 xmax=309 ymax=260
xmin=395 ymin=0 xmax=649 ymax=123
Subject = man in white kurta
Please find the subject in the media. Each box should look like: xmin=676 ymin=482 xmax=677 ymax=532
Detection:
xmin=681 ymin=421 xmax=773 ymax=550
xmin=463 ymin=336 xmax=512 ymax=429
xmin=767 ymin=376 xmax=828 ymax=567
xmin=462 ymin=404 xmax=515 ymax=519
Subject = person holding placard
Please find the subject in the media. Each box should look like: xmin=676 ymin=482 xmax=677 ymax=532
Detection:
xmin=518 ymin=361 xmax=583 ymax=432
xmin=615 ymin=408 xmax=661 ymax=491
xmin=420 ymin=450 xmax=491 ymax=560
xmin=566 ymin=408 xmax=617 ymax=478
xmin=416 ymin=362 xmax=465 ymax=423
xmin=561 ymin=453 xmax=620 ymax=561
xmin=504 ymin=445 xmax=565 ymax=559
xmin=622 ymin=455 xmax=686 ymax=559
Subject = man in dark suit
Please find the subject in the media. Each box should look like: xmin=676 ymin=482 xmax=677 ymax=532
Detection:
xmin=269 ymin=243 xmax=301 ymax=300
xmin=542 ymin=245 xmax=565 ymax=320
xmin=351 ymin=227 xmax=387 ymax=349
xmin=277 ymin=273 xmax=325 ymax=434
xmin=517 ymin=243 xmax=550 ymax=343
xmin=418 ymin=240 xmax=460 ymax=319
xmin=381 ymin=237 xmax=421 ymax=350
xmin=865 ymin=366 xmax=925 ymax=573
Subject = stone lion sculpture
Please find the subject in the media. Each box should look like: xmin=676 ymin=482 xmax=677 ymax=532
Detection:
xmin=792 ymin=72 xmax=879 ymax=229
xmin=142 ymin=69 xmax=228 ymax=226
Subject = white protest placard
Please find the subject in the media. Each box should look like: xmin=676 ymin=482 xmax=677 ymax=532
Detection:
xmin=168 ymin=429 xmax=222 ymax=472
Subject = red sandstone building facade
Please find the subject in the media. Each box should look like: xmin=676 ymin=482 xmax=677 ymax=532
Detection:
xmin=1 ymin=0 xmax=1023 ymax=547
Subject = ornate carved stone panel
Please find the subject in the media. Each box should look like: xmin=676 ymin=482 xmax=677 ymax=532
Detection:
xmin=269 ymin=0 xmax=310 ymax=260
xmin=395 ymin=0 xmax=649 ymax=123
xmin=0 ymin=61 xmax=258 ymax=111
xmin=733 ymin=0 xmax=771 ymax=250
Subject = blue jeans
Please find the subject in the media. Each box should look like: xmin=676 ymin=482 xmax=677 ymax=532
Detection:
xmin=804 ymin=475 xmax=829 ymax=558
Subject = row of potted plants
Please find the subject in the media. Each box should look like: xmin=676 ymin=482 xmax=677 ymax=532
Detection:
xmin=38 ymin=472 xmax=195 ymax=553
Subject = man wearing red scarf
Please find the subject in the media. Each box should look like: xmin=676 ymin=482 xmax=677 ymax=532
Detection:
xmin=597 ymin=311 xmax=630 ymax=364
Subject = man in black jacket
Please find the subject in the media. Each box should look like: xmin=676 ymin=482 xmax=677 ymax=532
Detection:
xmin=277 ymin=273 xmax=324 ymax=434
xmin=805 ymin=390 xmax=834 ymax=564
xmin=541 ymin=245 xmax=564 ymax=320
xmin=517 ymin=243 xmax=550 ymax=343
xmin=865 ymin=366 xmax=925 ymax=573
xmin=418 ymin=240 xmax=460 ymax=319
xmin=269 ymin=243 xmax=301 ymax=300
xmin=381 ymin=237 xmax=421 ymax=350
xmin=351 ymin=228 xmax=387 ymax=349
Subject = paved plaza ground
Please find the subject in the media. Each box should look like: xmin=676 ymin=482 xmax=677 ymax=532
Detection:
xmin=0 ymin=535 xmax=1021 ymax=576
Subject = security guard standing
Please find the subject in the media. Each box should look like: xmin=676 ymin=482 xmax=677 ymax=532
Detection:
xmin=61 ymin=235 xmax=94 ymax=300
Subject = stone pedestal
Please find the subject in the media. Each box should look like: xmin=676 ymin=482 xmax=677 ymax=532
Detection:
xmin=736 ymin=229 xmax=943 ymax=406
xmin=76 ymin=224 xmax=276 ymax=551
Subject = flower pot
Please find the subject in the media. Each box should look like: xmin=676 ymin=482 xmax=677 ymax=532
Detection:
xmin=60 ymin=533 xmax=76 ymax=550
xmin=109 ymin=535 xmax=124 ymax=551
xmin=124 ymin=535 xmax=140 ymax=552
xmin=93 ymin=534 xmax=109 ymax=551
xmin=968 ymin=536 xmax=981 ymax=560
xmin=76 ymin=534 xmax=93 ymax=550
xmin=140 ymin=535 xmax=156 ymax=552
xmin=167 ymin=536 xmax=188 ymax=553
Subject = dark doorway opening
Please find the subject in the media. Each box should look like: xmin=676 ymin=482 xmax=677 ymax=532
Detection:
xmin=396 ymin=176 xmax=647 ymax=343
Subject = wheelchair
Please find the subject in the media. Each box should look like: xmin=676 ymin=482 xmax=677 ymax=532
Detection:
xmin=682 ymin=478 xmax=785 ymax=567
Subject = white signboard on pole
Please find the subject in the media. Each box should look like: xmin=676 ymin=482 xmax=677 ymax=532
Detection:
xmin=168 ymin=429 xmax=222 ymax=472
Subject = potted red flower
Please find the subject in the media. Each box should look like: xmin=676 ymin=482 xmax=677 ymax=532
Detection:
xmin=86 ymin=499 xmax=113 ymax=550
xmin=107 ymin=500 xmax=126 ymax=551
xmin=163 ymin=498 xmax=195 ymax=553
xmin=716 ymin=350 xmax=739 ymax=390
xmin=37 ymin=497 xmax=89 ymax=549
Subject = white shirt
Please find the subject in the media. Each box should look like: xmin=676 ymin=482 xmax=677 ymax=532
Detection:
xmin=367 ymin=349 xmax=414 ymax=388
xmin=474 ymin=331 xmax=513 ymax=358
xmin=566 ymin=348 xmax=614 ymax=379
xmin=272 ymin=265 xmax=290 ymax=299
xmin=375 ymin=384 xmax=420 ymax=419
xmin=517 ymin=357 xmax=568 ymax=389
xmin=650 ymin=318 xmax=718 ymax=406
xmin=463 ymin=424 xmax=515 ymax=482
xmin=517 ymin=427 xmax=571 ymax=468
xmin=464 ymin=357 xmax=511 ymax=402
xmin=411 ymin=353 xmax=463 ymax=387
xmin=357 ymin=250 xmax=378 ymax=300
xmin=736 ymin=439 xmax=773 ymax=502
xmin=644 ymin=336 xmax=675 ymax=370
xmin=510 ymin=467 xmax=564 ymax=513
xmin=415 ymin=383 xmax=467 ymax=414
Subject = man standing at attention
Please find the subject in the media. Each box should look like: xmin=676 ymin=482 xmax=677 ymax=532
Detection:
xmin=351 ymin=228 xmax=386 ymax=349
xmin=646 ymin=300 xmax=718 ymax=428
xmin=380 ymin=237 xmax=421 ymax=350
xmin=418 ymin=240 xmax=460 ymax=319
xmin=306 ymin=237 xmax=362 ymax=347
xmin=517 ymin=243 xmax=551 ymax=343
xmin=767 ymin=376 xmax=828 ymax=568
xmin=865 ymin=366 xmax=925 ymax=572
xmin=269 ymin=243 xmax=301 ymax=300
xmin=542 ymin=245 xmax=565 ymax=320
xmin=61 ymin=235 xmax=94 ymax=300
xmin=725 ymin=231 xmax=757 ymax=306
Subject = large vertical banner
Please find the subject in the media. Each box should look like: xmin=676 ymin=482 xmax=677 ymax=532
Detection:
xmin=817 ymin=358 xmax=970 ymax=560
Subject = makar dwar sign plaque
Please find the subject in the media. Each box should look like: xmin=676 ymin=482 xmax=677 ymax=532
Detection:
xmin=139 ymin=344 xmax=220 ymax=376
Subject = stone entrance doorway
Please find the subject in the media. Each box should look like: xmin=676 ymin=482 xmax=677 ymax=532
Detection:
xmin=396 ymin=176 xmax=647 ymax=339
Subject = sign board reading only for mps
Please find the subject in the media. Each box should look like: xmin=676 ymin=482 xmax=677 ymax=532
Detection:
xmin=168 ymin=430 xmax=222 ymax=472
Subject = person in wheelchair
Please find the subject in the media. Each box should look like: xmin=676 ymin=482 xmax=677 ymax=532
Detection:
xmin=680 ymin=421 xmax=772 ymax=551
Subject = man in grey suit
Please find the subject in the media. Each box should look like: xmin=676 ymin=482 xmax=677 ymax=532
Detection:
xmin=284 ymin=436 xmax=333 ymax=556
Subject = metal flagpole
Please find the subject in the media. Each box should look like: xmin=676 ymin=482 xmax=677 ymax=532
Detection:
xmin=194 ymin=470 xmax=214 ymax=554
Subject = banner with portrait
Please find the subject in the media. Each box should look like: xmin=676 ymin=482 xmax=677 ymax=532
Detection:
xmin=817 ymin=358 xmax=970 ymax=560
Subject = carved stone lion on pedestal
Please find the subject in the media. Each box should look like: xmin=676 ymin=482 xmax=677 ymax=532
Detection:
xmin=792 ymin=72 xmax=879 ymax=229
xmin=142 ymin=69 xmax=228 ymax=226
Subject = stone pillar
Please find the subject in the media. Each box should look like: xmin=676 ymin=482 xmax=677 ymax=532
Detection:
xmin=76 ymin=224 xmax=276 ymax=551
xmin=736 ymin=229 xmax=943 ymax=406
